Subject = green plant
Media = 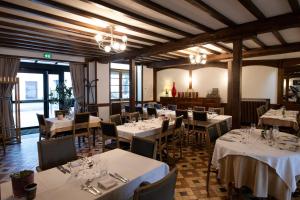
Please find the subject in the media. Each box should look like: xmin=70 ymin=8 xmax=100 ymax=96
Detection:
xmin=49 ymin=82 xmax=73 ymax=112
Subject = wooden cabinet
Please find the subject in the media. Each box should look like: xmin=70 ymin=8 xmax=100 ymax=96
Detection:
xmin=160 ymin=97 xmax=221 ymax=109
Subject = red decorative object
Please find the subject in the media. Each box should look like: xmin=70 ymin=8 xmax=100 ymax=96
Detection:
xmin=171 ymin=82 xmax=177 ymax=97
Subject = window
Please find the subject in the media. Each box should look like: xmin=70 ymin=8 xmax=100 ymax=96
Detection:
xmin=110 ymin=70 xmax=130 ymax=100
xmin=25 ymin=81 xmax=38 ymax=99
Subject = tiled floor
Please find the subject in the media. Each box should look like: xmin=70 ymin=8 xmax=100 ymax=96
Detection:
xmin=0 ymin=133 xmax=299 ymax=200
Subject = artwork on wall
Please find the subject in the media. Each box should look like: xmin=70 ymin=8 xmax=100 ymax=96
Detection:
xmin=206 ymin=88 xmax=220 ymax=98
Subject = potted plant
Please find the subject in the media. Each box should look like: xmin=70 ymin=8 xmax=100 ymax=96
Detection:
xmin=49 ymin=81 xmax=73 ymax=115
xmin=10 ymin=170 xmax=34 ymax=198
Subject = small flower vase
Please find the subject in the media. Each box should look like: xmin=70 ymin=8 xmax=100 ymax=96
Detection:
xmin=171 ymin=82 xmax=177 ymax=97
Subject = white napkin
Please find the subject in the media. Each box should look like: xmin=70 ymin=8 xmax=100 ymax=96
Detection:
xmin=98 ymin=176 xmax=118 ymax=190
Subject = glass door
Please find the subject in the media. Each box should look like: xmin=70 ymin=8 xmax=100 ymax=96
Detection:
xmin=48 ymin=74 xmax=59 ymax=118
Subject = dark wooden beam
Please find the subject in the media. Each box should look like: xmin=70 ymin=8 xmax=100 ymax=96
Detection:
xmin=0 ymin=11 xmax=161 ymax=46
xmin=148 ymin=58 xmax=227 ymax=68
xmin=277 ymin=63 xmax=284 ymax=104
xmin=109 ymin=12 xmax=300 ymax=61
xmin=200 ymin=46 xmax=221 ymax=55
xmin=132 ymin=0 xmax=214 ymax=32
xmin=213 ymin=43 xmax=233 ymax=53
xmin=227 ymin=39 xmax=243 ymax=128
xmin=82 ymin=0 xmax=192 ymax=37
xmin=238 ymin=0 xmax=287 ymax=45
xmin=129 ymin=59 xmax=136 ymax=111
xmin=288 ymin=0 xmax=300 ymax=13
xmin=0 ymin=0 xmax=173 ymax=41
xmin=250 ymin=36 xmax=266 ymax=48
xmin=285 ymin=76 xmax=290 ymax=101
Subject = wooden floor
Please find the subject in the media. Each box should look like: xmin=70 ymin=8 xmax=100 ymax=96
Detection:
xmin=0 ymin=133 xmax=299 ymax=200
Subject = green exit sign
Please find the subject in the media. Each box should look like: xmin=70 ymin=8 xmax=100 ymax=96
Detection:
xmin=43 ymin=52 xmax=52 ymax=59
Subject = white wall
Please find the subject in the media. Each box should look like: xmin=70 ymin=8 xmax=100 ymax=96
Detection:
xmin=97 ymin=62 xmax=110 ymax=121
xmin=193 ymin=67 xmax=228 ymax=103
xmin=0 ymin=47 xmax=85 ymax=62
xmin=156 ymin=65 xmax=278 ymax=104
xmin=156 ymin=68 xmax=189 ymax=101
xmin=143 ymin=66 xmax=154 ymax=101
xmin=242 ymin=65 xmax=278 ymax=104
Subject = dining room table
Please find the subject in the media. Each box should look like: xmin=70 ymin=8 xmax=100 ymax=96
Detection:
xmin=0 ymin=149 xmax=169 ymax=200
xmin=258 ymin=108 xmax=299 ymax=131
xmin=45 ymin=116 xmax=101 ymax=137
xmin=212 ymin=128 xmax=300 ymax=200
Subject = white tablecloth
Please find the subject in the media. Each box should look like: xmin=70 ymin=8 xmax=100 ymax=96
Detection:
xmin=46 ymin=116 xmax=101 ymax=137
xmin=212 ymin=129 xmax=300 ymax=194
xmin=117 ymin=118 xmax=173 ymax=140
xmin=1 ymin=149 xmax=169 ymax=200
xmin=259 ymin=109 xmax=299 ymax=131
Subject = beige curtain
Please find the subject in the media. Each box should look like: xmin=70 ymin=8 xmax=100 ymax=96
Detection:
xmin=0 ymin=57 xmax=20 ymax=139
xmin=69 ymin=63 xmax=85 ymax=113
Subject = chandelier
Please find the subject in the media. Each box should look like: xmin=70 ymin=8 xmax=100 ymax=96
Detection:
xmin=189 ymin=53 xmax=207 ymax=64
xmin=94 ymin=26 xmax=127 ymax=53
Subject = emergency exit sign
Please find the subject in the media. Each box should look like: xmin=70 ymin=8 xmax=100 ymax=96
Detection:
xmin=43 ymin=52 xmax=52 ymax=59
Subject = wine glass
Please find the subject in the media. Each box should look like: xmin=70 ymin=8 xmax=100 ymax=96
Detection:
xmin=250 ymin=123 xmax=256 ymax=134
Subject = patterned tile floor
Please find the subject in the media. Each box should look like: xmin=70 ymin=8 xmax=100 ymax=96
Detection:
xmin=0 ymin=133 xmax=299 ymax=200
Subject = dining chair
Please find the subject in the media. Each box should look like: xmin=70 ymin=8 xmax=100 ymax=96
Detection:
xmin=131 ymin=136 xmax=157 ymax=159
xmin=157 ymin=119 xmax=170 ymax=161
xmin=54 ymin=110 xmax=68 ymax=117
xmin=147 ymin=107 xmax=157 ymax=118
xmin=193 ymin=106 xmax=205 ymax=111
xmin=175 ymin=109 xmax=191 ymax=145
xmin=36 ymin=113 xmax=50 ymax=141
xmin=37 ymin=136 xmax=77 ymax=171
xmin=0 ymin=130 xmax=6 ymax=154
xmin=87 ymin=104 xmax=99 ymax=117
xmin=125 ymin=105 xmax=130 ymax=113
xmin=167 ymin=104 xmax=177 ymax=111
xmin=154 ymin=103 xmax=162 ymax=110
xmin=218 ymin=120 xmax=229 ymax=135
xmin=191 ymin=111 xmax=207 ymax=145
xmin=208 ymin=107 xmax=224 ymax=115
xmin=256 ymin=106 xmax=264 ymax=119
xmin=133 ymin=168 xmax=177 ymax=200
xmin=167 ymin=116 xmax=183 ymax=161
xmin=110 ymin=114 xmax=123 ymax=126
xmin=205 ymin=124 xmax=220 ymax=196
xmin=129 ymin=112 xmax=140 ymax=122
xmin=100 ymin=121 xmax=130 ymax=152
xmin=73 ymin=112 xmax=91 ymax=149
xmin=135 ymin=106 xmax=143 ymax=115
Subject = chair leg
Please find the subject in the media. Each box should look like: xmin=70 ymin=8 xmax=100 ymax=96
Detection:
xmin=78 ymin=137 xmax=81 ymax=147
xmin=2 ymin=138 xmax=6 ymax=155
xmin=206 ymin=161 xmax=211 ymax=196
xmin=93 ymin=130 xmax=96 ymax=147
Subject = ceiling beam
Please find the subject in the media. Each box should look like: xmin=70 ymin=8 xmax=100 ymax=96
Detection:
xmin=0 ymin=11 xmax=160 ymax=46
xmin=132 ymin=0 xmax=214 ymax=32
xmin=82 ymin=0 xmax=192 ymax=37
xmin=148 ymin=43 xmax=300 ymax=68
xmin=288 ymin=0 xmax=300 ymax=13
xmin=238 ymin=0 xmax=287 ymax=45
xmin=213 ymin=43 xmax=233 ymax=53
xmin=108 ymin=12 xmax=300 ymax=61
xmin=0 ymin=0 xmax=173 ymax=42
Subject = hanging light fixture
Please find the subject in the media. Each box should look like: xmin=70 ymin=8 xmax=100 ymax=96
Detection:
xmin=94 ymin=26 xmax=127 ymax=53
xmin=189 ymin=52 xmax=207 ymax=65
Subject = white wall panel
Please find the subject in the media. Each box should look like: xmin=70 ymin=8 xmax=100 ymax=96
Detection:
xmin=143 ymin=66 xmax=154 ymax=101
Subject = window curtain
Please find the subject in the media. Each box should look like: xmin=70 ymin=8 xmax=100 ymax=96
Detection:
xmin=0 ymin=57 xmax=20 ymax=140
xmin=69 ymin=63 xmax=85 ymax=113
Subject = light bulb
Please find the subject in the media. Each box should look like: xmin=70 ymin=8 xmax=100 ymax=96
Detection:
xmin=201 ymin=59 xmax=207 ymax=64
xmin=190 ymin=58 xmax=196 ymax=64
xmin=95 ymin=34 xmax=102 ymax=42
xmin=202 ymin=54 xmax=207 ymax=59
xmin=113 ymin=42 xmax=120 ymax=50
xmin=189 ymin=54 xmax=194 ymax=60
xmin=104 ymin=45 xmax=111 ymax=53
xmin=196 ymin=55 xmax=201 ymax=63
xmin=121 ymin=35 xmax=127 ymax=42
xmin=120 ymin=43 xmax=126 ymax=51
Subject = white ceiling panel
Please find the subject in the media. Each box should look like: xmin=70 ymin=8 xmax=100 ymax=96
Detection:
xmin=97 ymin=0 xmax=204 ymax=35
xmin=243 ymin=40 xmax=260 ymax=49
xmin=257 ymin=32 xmax=281 ymax=46
xmin=202 ymin=0 xmax=257 ymax=24
xmin=218 ymin=42 xmax=233 ymax=50
xmin=279 ymin=28 xmax=300 ymax=43
xmin=151 ymin=0 xmax=227 ymax=29
xmin=252 ymin=0 xmax=292 ymax=17
xmin=202 ymin=44 xmax=225 ymax=53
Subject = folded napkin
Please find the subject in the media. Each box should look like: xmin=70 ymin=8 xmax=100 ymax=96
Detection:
xmin=219 ymin=137 xmax=235 ymax=142
xmin=69 ymin=159 xmax=84 ymax=168
xmin=98 ymin=176 xmax=118 ymax=190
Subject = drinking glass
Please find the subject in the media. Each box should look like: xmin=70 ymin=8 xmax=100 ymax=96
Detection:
xmin=250 ymin=123 xmax=256 ymax=134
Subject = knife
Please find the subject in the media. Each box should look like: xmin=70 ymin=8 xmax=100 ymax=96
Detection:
xmin=56 ymin=166 xmax=66 ymax=174
xmin=109 ymin=173 xmax=127 ymax=183
xmin=114 ymin=173 xmax=129 ymax=183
